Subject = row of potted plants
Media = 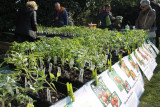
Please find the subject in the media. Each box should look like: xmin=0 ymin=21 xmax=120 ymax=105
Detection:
xmin=0 ymin=26 xmax=148 ymax=106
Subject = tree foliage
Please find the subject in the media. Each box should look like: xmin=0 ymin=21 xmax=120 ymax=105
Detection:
xmin=0 ymin=0 xmax=143 ymax=31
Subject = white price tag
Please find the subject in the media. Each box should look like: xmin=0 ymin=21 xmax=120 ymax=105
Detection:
xmin=79 ymin=69 xmax=84 ymax=82
xmin=48 ymin=63 xmax=53 ymax=73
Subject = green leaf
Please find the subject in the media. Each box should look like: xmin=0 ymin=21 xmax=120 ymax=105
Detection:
xmin=49 ymin=72 xmax=55 ymax=79
xmin=27 ymin=104 xmax=34 ymax=107
xmin=57 ymin=72 xmax=61 ymax=77
xmin=51 ymin=83 xmax=56 ymax=90
xmin=38 ymin=70 xmax=44 ymax=77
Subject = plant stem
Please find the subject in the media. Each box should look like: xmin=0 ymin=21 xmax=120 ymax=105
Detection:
xmin=2 ymin=101 xmax=5 ymax=107
xmin=45 ymin=80 xmax=57 ymax=94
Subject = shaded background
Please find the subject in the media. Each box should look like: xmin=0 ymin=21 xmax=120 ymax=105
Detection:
xmin=0 ymin=0 xmax=145 ymax=31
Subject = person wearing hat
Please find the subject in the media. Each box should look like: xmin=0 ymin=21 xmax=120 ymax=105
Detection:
xmin=150 ymin=0 xmax=160 ymax=48
xmin=99 ymin=4 xmax=115 ymax=30
xmin=53 ymin=2 xmax=68 ymax=27
xmin=135 ymin=0 xmax=156 ymax=43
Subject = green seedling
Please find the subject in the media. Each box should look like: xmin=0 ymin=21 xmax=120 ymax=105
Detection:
xmin=66 ymin=83 xmax=75 ymax=102
xmin=92 ymin=69 xmax=98 ymax=85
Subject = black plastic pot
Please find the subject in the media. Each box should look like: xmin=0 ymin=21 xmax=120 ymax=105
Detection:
xmin=46 ymin=34 xmax=73 ymax=39
xmin=58 ymin=77 xmax=85 ymax=89
xmin=50 ymin=81 xmax=78 ymax=95
xmin=27 ymin=81 xmax=76 ymax=107
xmin=27 ymin=92 xmax=64 ymax=107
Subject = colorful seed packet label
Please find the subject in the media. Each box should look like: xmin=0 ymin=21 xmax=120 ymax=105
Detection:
xmin=132 ymin=50 xmax=153 ymax=81
xmin=144 ymin=43 xmax=157 ymax=58
xmin=139 ymin=47 xmax=157 ymax=72
xmin=118 ymin=56 xmax=145 ymax=98
xmin=100 ymin=71 xmax=139 ymax=107
xmin=148 ymin=41 xmax=159 ymax=55
xmin=84 ymin=73 xmax=138 ymax=107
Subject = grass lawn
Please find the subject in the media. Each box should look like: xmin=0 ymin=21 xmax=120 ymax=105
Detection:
xmin=139 ymin=54 xmax=160 ymax=107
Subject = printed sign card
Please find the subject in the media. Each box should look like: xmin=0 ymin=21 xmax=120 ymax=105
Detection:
xmin=132 ymin=50 xmax=153 ymax=81
xmin=116 ymin=56 xmax=144 ymax=98
xmin=139 ymin=47 xmax=157 ymax=72
xmin=51 ymin=86 xmax=97 ymax=107
xmin=148 ymin=41 xmax=159 ymax=55
xmin=144 ymin=43 xmax=157 ymax=58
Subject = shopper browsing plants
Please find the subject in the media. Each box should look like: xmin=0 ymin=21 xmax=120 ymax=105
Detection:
xmin=135 ymin=0 xmax=156 ymax=43
xmin=99 ymin=3 xmax=115 ymax=30
xmin=53 ymin=2 xmax=68 ymax=27
xmin=15 ymin=1 xmax=38 ymax=43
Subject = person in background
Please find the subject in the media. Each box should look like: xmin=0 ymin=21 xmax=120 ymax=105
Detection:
xmin=53 ymin=2 xmax=68 ymax=27
xmin=158 ymin=1 xmax=160 ymax=6
xmin=135 ymin=0 xmax=156 ymax=43
xmin=99 ymin=4 xmax=115 ymax=30
xmin=15 ymin=1 xmax=38 ymax=43
xmin=150 ymin=0 xmax=160 ymax=48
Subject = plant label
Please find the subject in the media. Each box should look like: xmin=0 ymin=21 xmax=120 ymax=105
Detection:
xmin=40 ymin=59 xmax=43 ymax=70
xmin=105 ymin=55 xmax=108 ymax=64
xmin=48 ymin=56 xmax=52 ymax=63
xmin=25 ymin=77 xmax=27 ymax=88
xmin=90 ymin=62 xmax=95 ymax=71
xmin=58 ymin=67 xmax=61 ymax=76
xmin=47 ymin=88 xmax=51 ymax=102
xmin=30 ymin=85 xmax=35 ymax=91
xmin=65 ymin=70 xmax=70 ymax=79
xmin=69 ymin=58 xmax=74 ymax=68
xmin=115 ymin=49 xmax=119 ymax=56
xmin=48 ymin=63 xmax=53 ymax=73
xmin=16 ymin=88 xmax=19 ymax=94
xmin=43 ymin=68 xmax=46 ymax=76
xmin=54 ymin=56 xmax=57 ymax=65
xmin=79 ymin=69 xmax=84 ymax=82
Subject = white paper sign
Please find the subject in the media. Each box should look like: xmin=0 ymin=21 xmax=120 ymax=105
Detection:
xmin=125 ymin=55 xmax=144 ymax=87
xmin=144 ymin=43 xmax=157 ymax=58
xmin=139 ymin=47 xmax=157 ymax=72
xmin=84 ymin=70 xmax=139 ymax=107
xmin=148 ymin=41 xmax=159 ymax=54
xmin=117 ymin=56 xmax=145 ymax=98
xmin=51 ymin=86 xmax=99 ymax=107
xmin=132 ymin=50 xmax=153 ymax=80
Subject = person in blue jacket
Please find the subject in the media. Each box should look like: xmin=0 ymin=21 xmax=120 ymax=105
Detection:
xmin=53 ymin=2 xmax=68 ymax=27
xmin=99 ymin=4 xmax=115 ymax=30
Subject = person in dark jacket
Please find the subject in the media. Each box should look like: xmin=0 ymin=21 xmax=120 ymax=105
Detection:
xmin=99 ymin=4 xmax=115 ymax=30
xmin=15 ymin=1 xmax=38 ymax=43
xmin=53 ymin=3 xmax=68 ymax=27
xmin=150 ymin=0 xmax=160 ymax=48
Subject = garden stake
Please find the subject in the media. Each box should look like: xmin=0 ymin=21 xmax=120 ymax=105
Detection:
xmin=66 ymin=82 xmax=75 ymax=102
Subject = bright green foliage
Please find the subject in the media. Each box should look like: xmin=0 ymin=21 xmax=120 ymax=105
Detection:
xmin=0 ymin=73 xmax=33 ymax=107
xmin=0 ymin=26 xmax=150 ymax=105
xmin=4 ymin=26 xmax=148 ymax=75
xmin=66 ymin=82 xmax=75 ymax=102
